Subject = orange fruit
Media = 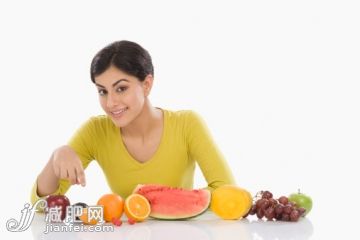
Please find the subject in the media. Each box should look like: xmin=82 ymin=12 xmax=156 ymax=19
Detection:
xmin=210 ymin=185 xmax=252 ymax=220
xmin=124 ymin=193 xmax=151 ymax=222
xmin=79 ymin=208 xmax=98 ymax=225
xmin=97 ymin=193 xmax=124 ymax=222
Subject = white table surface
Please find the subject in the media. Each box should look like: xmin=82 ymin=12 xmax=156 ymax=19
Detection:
xmin=29 ymin=210 xmax=314 ymax=240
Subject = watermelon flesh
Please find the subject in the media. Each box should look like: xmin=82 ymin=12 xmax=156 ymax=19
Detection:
xmin=134 ymin=184 xmax=210 ymax=220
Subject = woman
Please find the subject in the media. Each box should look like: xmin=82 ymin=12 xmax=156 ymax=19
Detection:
xmin=31 ymin=40 xmax=235 ymax=204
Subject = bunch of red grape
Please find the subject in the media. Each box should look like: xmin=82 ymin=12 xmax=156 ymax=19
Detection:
xmin=245 ymin=190 xmax=306 ymax=222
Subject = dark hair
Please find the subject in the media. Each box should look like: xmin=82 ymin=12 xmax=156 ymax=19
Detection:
xmin=90 ymin=40 xmax=154 ymax=83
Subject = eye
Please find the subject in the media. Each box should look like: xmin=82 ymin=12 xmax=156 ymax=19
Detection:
xmin=98 ymin=89 xmax=107 ymax=96
xmin=116 ymin=86 xmax=128 ymax=93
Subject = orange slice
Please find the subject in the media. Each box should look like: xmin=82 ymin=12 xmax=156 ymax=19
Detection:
xmin=124 ymin=193 xmax=151 ymax=222
xmin=79 ymin=208 xmax=99 ymax=225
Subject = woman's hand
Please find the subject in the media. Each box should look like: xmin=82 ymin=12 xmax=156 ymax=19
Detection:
xmin=52 ymin=145 xmax=86 ymax=186
xmin=36 ymin=145 xmax=86 ymax=197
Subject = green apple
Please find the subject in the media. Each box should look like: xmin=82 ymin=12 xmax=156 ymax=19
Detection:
xmin=288 ymin=190 xmax=312 ymax=215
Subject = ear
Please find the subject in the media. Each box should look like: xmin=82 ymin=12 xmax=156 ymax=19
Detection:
xmin=142 ymin=74 xmax=154 ymax=97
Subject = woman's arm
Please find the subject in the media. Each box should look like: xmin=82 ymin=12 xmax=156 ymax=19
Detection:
xmin=31 ymin=117 xmax=97 ymax=204
xmin=187 ymin=111 xmax=236 ymax=191
xmin=36 ymin=145 xmax=86 ymax=197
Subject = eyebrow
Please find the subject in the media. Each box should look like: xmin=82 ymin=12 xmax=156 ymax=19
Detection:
xmin=95 ymin=79 xmax=129 ymax=88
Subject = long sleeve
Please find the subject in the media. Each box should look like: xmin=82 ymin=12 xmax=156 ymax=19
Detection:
xmin=30 ymin=117 xmax=96 ymax=205
xmin=186 ymin=111 xmax=236 ymax=191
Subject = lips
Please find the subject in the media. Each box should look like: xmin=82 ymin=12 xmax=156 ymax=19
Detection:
xmin=110 ymin=107 xmax=128 ymax=118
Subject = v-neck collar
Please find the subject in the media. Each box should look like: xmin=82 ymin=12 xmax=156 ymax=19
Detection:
xmin=117 ymin=108 xmax=167 ymax=167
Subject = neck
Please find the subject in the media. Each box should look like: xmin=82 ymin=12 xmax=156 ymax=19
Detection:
xmin=121 ymin=99 xmax=161 ymax=139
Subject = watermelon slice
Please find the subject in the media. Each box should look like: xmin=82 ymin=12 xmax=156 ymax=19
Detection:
xmin=133 ymin=184 xmax=210 ymax=220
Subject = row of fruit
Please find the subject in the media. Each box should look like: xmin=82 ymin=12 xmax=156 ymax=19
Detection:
xmin=244 ymin=190 xmax=311 ymax=222
xmin=44 ymin=184 xmax=312 ymax=225
xmin=45 ymin=192 xmax=150 ymax=226
xmin=211 ymin=186 xmax=312 ymax=221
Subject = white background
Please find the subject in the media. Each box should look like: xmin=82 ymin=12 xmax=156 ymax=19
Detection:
xmin=1 ymin=0 xmax=359 ymax=239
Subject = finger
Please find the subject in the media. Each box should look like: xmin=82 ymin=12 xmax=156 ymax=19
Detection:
xmin=53 ymin=164 xmax=60 ymax=179
xmin=60 ymin=166 xmax=68 ymax=180
xmin=67 ymin=168 xmax=77 ymax=185
xmin=75 ymin=164 xmax=86 ymax=187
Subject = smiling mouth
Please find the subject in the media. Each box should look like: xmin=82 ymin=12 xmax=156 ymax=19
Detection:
xmin=110 ymin=107 xmax=128 ymax=117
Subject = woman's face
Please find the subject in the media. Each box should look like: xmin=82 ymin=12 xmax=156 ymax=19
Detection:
xmin=94 ymin=65 xmax=152 ymax=128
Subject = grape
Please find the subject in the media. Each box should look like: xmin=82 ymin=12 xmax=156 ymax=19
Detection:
xmin=256 ymin=199 xmax=266 ymax=209
xmin=251 ymin=190 xmax=307 ymax=222
xmin=297 ymin=207 xmax=306 ymax=217
xmin=260 ymin=199 xmax=270 ymax=211
xmin=256 ymin=208 xmax=264 ymax=219
xmin=262 ymin=190 xmax=273 ymax=199
xmin=275 ymin=204 xmax=284 ymax=215
xmin=264 ymin=207 xmax=275 ymax=220
xmin=283 ymin=204 xmax=293 ymax=214
xmin=269 ymin=198 xmax=277 ymax=207
xmin=243 ymin=203 xmax=258 ymax=218
xmin=249 ymin=205 xmax=257 ymax=215
xmin=275 ymin=213 xmax=282 ymax=220
xmin=278 ymin=196 xmax=288 ymax=205
xmin=290 ymin=209 xmax=300 ymax=222
xmin=281 ymin=213 xmax=290 ymax=221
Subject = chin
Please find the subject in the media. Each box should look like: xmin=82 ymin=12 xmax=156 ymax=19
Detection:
xmin=110 ymin=118 xmax=129 ymax=128
xmin=105 ymin=109 xmax=130 ymax=128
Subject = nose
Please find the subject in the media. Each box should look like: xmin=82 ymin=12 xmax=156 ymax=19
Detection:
xmin=106 ymin=92 xmax=119 ymax=108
